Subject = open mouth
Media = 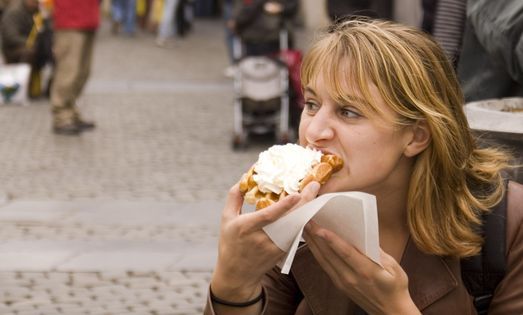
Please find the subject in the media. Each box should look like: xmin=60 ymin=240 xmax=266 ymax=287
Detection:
xmin=306 ymin=145 xmax=335 ymax=156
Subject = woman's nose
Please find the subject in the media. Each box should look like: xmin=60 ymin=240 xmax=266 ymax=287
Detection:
xmin=304 ymin=110 xmax=335 ymax=144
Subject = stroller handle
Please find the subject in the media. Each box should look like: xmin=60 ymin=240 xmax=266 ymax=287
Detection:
xmin=232 ymin=29 xmax=289 ymax=61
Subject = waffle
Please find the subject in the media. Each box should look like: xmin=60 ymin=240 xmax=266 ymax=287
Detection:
xmin=239 ymin=153 xmax=343 ymax=210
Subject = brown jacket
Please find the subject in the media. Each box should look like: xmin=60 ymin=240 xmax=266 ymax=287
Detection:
xmin=205 ymin=181 xmax=523 ymax=314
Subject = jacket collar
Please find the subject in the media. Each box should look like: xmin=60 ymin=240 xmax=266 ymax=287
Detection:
xmin=399 ymin=237 xmax=459 ymax=310
xmin=291 ymin=238 xmax=458 ymax=314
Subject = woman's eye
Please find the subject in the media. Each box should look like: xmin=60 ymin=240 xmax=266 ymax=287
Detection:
xmin=304 ymin=101 xmax=319 ymax=113
xmin=340 ymin=107 xmax=361 ymax=118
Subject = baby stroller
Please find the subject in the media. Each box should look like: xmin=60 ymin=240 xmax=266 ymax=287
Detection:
xmin=231 ymin=30 xmax=295 ymax=149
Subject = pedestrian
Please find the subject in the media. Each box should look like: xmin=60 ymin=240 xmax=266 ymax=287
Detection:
xmin=326 ymin=0 xmax=393 ymax=22
xmin=136 ymin=0 xmax=153 ymax=31
xmin=205 ymin=19 xmax=523 ymax=314
xmin=0 ymin=0 xmax=51 ymax=98
xmin=50 ymin=0 xmax=99 ymax=135
xmin=111 ymin=0 xmax=137 ymax=36
xmin=0 ymin=0 xmax=12 ymax=18
xmin=420 ymin=0 xmax=467 ymax=68
xmin=230 ymin=0 xmax=299 ymax=57
xmin=1 ymin=0 xmax=36 ymax=62
xmin=155 ymin=0 xmax=179 ymax=47
xmin=222 ymin=0 xmax=235 ymax=77
xmin=457 ymin=0 xmax=523 ymax=102
xmin=175 ymin=0 xmax=193 ymax=38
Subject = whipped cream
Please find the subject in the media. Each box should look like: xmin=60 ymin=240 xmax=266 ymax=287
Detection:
xmin=253 ymin=144 xmax=322 ymax=195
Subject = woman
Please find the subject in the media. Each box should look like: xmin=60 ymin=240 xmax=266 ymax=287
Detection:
xmin=206 ymin=19 xmax=523 ymax=314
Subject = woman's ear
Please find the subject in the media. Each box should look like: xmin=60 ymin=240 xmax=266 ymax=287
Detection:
xmin=404 ymin=120 xmax=431 ymax=157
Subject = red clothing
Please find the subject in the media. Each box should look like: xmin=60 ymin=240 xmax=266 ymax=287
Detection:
xmin=53 ymin=0 xmax=100 ymax=30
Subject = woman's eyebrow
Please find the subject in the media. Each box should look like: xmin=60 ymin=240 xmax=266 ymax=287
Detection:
xmin=341 ymin=94 xmax=368 ymax=106
xmin=304 ymin=86 xmax=368 ymax=107
xmin=303 ymin=87 xmax=317 ymax=96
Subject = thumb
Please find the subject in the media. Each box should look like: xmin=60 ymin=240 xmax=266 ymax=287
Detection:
xmin=296 ymin=181 xmax=320 ymax=208
xmin=222 ymin=183 xmax=244 ymax=220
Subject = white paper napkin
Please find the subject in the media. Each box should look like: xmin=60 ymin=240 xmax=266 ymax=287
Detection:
xmin=262 ymin=192 xmax=380 ymax=274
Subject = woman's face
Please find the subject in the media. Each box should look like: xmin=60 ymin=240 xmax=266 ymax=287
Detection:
xmin=299 ymin=75 xmax=415 ymax=196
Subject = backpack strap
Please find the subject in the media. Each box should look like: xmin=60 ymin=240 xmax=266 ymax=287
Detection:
xmin=461 ymin=179 xmax=509 ymax=315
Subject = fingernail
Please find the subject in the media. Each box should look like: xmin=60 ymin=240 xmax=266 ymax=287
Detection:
xmin=308 ymin=181 xmax=320 ymax=192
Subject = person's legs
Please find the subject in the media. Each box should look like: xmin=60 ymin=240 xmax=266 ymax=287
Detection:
xmin=139 ymin=0 xmax=153 ymax=29
xmin=28 ymin=66 xmax=42 ymax=99
xmin=71 ymin=31 xmax=96 ymax=129
xmin=50 ymin=30 xmax=86 ymax=134
xmin=123 ymin=0 xmax=137 ymax=35
xmin=156 ymin=0 xmax=178 ymax=44
xmin=223 ymin=0 xmax=234 ymax=63
xmin=111 ymin=0 xmax=124 ymax=33
xmin=73 ymin=32 xmax=95 ymax=98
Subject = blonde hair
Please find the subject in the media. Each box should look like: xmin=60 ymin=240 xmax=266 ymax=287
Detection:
xmin=301 ymin=18 xmax=512 ymax=257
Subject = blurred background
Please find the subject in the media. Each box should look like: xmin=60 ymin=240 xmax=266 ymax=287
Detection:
xmin=0 ymin=0 xmax=520 ymax=314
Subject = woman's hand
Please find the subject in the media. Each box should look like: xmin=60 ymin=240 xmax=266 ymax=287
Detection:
xmin=303 ymin=221 xmax=420 ymax=315
xmin=211 ymin=182 xmax=321 ymax=302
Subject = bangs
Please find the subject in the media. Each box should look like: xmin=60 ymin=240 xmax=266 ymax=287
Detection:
xmin=301 ymin=30 xmax=387 ymax=120
xmin=300 ymin=19 xmax=446 ymax=127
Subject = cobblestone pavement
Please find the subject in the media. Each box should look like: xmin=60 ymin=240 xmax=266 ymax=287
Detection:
xmin=0 ymin=92 xmax=259 ymax=201
xmin=0 ymin=18 xmax=310 ymax=314
xmin=0 ymin=199 xmax=222 ymax=314
xmin=0 ymin=271 xmax=210 ymax=315
xmin=0 ymin=20 xmax=266 ymax=202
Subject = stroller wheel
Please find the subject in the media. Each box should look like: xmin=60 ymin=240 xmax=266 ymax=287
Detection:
xmin=232 ymin=134 xmax=248 ymax=151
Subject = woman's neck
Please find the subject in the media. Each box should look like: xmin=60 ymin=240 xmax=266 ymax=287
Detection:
xmin=373 ymin=163 xmax=412 ymax=261
xmin=377 ymin=187 xmax=409 ymax=233
xmin=374 ymin=156 xmax=413 ymax=236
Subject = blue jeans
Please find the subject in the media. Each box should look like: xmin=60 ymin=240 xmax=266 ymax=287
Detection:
xmin=112 ymin=0 xmax=137 ymax=34
xmin=223 ymin=0 xmax=234 ymax=62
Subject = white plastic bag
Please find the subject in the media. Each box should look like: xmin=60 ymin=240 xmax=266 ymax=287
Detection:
xmin=0 ymin=63 xmax=31 ymax=105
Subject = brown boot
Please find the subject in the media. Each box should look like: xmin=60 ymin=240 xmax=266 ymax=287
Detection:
xmin=76 ymin=119 xmax=96 ymax=131
xmin=53 ymin=123 xmax=82 ymax=135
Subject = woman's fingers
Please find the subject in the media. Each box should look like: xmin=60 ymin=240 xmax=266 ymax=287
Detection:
xmin=222 ymin=183 xmax=244 ymax=220
xmin=305 ymin=224 xmax=413 ymax=315
xmin=243 ymin=193 xmax=301 ymax=231
xmin=305 ymin=221 xmax=357 ymax=269
xmin=309 ymin=221 xmax=374 ymax=272
xmin=305 ymin=221 xmax=408 ymax=289
xmin=224 ymin=180 xmax=321 ymax=233
xmin=296 ymin=181 xmax=320 ymax=207
xmin=244 ymin=181 xmax=321 ymax=231
xmin=313 ymin=222 xmax=370 ymax=270
xmin=379 ymin=249 xmax=406 ymax=280
xmin=303 ymin=226 xmax=348 ymax=288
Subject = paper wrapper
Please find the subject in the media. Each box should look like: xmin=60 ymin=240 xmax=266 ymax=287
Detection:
xmin=262 ymin=192 xmax=381 ymax=274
